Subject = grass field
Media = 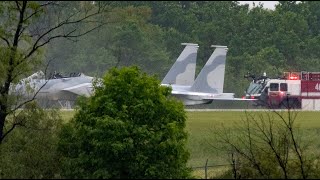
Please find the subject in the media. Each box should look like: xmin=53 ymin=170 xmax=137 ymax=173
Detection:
xmin=59 ymin=110 xmax=320 ymax=178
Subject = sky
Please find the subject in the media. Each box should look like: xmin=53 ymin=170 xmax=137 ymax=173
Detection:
xmin=238 ymin=1 xmax=279 ymax=10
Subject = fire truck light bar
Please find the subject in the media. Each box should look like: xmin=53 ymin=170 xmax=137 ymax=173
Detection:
xmin=289 ymin=76 xmax=298 ymax=80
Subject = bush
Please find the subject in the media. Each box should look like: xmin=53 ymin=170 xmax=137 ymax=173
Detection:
xmin=58 ymin=66 xmax=192 ymax=179
xmin=0 ymin=102 xmax=63 ymax=179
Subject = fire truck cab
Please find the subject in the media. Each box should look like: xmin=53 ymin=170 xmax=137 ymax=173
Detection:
xmin=260 ymin=78 xmax=301 ymax=108
xmin=245 ymin=71 xmax=320 ymax=109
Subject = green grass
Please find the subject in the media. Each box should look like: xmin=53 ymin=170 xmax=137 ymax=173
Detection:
xmin=59 ymin=110 xmax=320 ymax=178
xmin=59 ymin=110 xmax=75 ymax=122
xmin=187 ymin=111 xmax=320 ymax=166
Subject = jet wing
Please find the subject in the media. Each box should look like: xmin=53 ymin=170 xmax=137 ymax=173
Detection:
xmin=171 ymin=90 xmax=257 ymax=101
xmin=220 ymin=98 xmax=258 ymax=101
xmin=62 ymin=83 xmax=93 ymax=97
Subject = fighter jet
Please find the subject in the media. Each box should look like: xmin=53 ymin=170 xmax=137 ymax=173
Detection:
xmin=12 ymin=71 xmax=94 ymax=108
xmin=162 ymin=45 xmax=254 ymax=105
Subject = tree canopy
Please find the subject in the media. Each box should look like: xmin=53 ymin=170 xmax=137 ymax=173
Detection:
xmin=58 ymin=66 xmax=192 ymax=179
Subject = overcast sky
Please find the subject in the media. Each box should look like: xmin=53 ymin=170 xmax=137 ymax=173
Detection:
xmin=238 ymin=1 xmax=279 ymax=10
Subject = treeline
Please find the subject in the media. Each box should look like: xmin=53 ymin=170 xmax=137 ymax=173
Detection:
xmin=46 ymin=1 xmax=320 ymax=97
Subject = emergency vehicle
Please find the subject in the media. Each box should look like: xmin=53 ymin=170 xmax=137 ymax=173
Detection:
xmin=244 ymin=71 xmax=320 ymax=109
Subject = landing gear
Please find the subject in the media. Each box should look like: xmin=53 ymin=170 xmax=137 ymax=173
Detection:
xmin=58 ymin=100 xmax=74 ymax=109
xmin=35 ymin=99 xmax=75 ymax=109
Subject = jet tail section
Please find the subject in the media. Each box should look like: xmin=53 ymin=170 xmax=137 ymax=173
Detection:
xmin=190 ymin=45 xmax=228 ymax=94
xmin=161 ymin=43 xmax=199 ymax=86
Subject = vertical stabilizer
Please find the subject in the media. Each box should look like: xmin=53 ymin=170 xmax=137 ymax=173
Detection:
xmin=190 ymin=45 xmax=228 ymax=93
xmin=161 ymin=43 xmax=199 ymax=85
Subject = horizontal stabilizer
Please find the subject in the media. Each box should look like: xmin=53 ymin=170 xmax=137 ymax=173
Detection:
xmin=171 ymin=90 xmax=258 ymax=101
xmin=62 ymin=83 xmax=93 ymax=96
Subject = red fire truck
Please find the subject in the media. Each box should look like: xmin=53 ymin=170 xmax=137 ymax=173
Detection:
xmin=244 ymin=71 xmax=320 ymax=109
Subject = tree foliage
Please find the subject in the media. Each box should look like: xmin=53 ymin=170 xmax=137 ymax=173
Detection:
xmin=58 ymin=66 xmax=192 ymax=179
xmin=0 ymin=102 xmax=63 ymax=178
xmin=0 ymin=1 xmax=107 ymax=143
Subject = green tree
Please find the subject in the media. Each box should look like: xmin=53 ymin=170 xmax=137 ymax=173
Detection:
xmin=0 ymin=102 xmax=63 ymax=178
xmin=58 ymin=66 xmax=192 ymax=179
xmin=0 ymin=1 xmax=107 ymax=143
xmin=47 ymin=5 xmax=171 ymax=78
